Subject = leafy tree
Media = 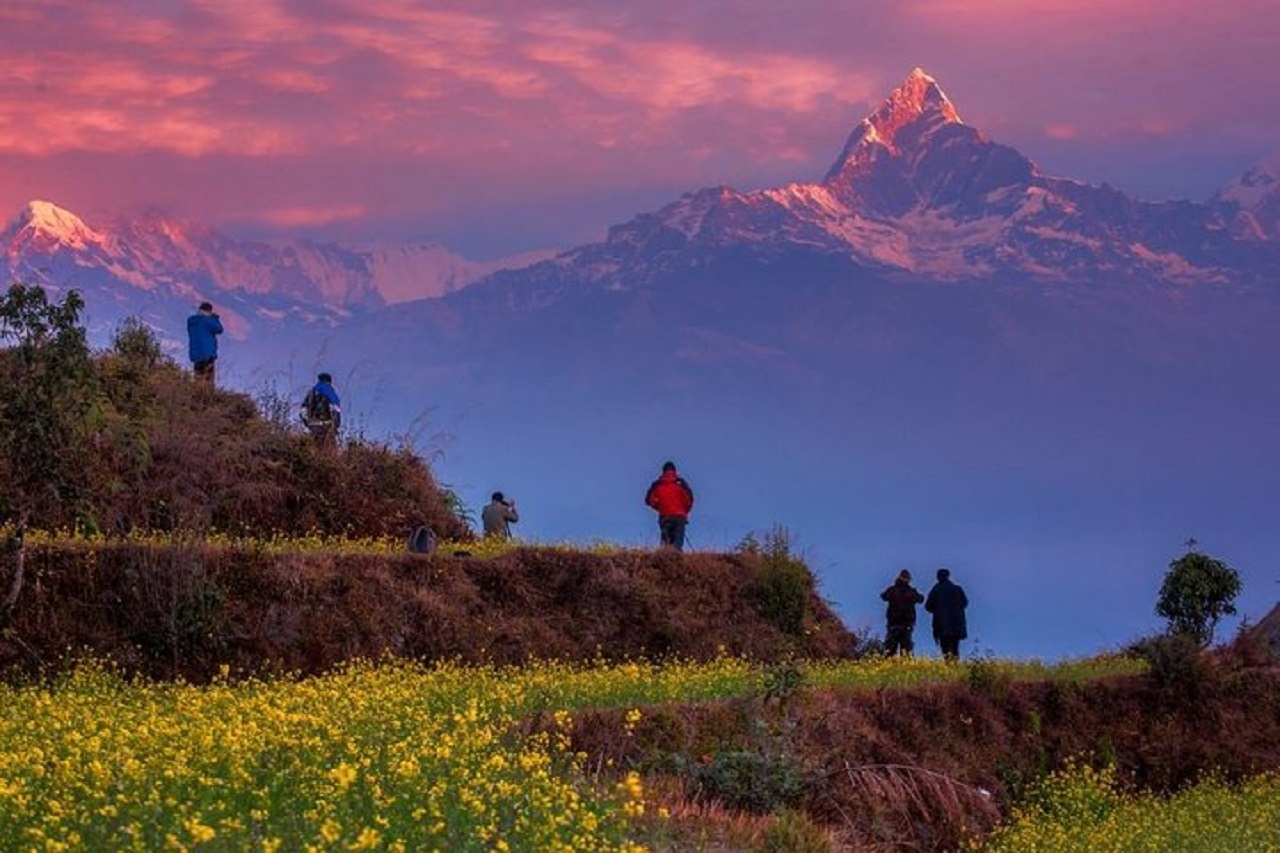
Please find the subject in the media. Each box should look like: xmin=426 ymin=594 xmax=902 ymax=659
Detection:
xmin=0 ymin=283 xmax=100 ymax=627
xmin=0 ymin=283 xmax=100 ymax=526
xmin=1155 ymin=539 xmax=1242 ymax=646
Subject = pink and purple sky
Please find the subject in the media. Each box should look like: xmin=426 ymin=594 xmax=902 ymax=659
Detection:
xmin=2 ymin=0 xmax=1277 ymax=257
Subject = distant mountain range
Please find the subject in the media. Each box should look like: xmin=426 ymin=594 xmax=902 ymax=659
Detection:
xmin=1 ymin=199 xmax=549 ymax=349
xmin=449 ymin=67 xmax=1279 ymax=302
xmin=330 ymin=68 xmax=1280 ymax=397
xmin=4 ymin=67 xmax=1278 ymax=351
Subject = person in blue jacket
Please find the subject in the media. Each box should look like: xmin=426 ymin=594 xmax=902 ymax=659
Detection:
xmin=301 ymin=372 xmax=342 ymax=446
xmin=186 ymin=301 xmax=224 ymax=384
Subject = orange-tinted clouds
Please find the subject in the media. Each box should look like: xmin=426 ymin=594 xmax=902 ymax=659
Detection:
xmin=0 ymin=0 xmax=1276 ymax=255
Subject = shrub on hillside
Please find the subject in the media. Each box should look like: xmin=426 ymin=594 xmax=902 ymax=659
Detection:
xmin=1128 ymin=633 xmax=1212 ymax=691
xmin=689 ymin=748 xmax=805 ymax=814
xmin=741 ymin=527 xmax=813 ymax=637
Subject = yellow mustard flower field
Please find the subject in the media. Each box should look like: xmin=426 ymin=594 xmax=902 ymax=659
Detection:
xmin=4 ymin=651 xmax=1270 ymax=851
xmin=982 ymin=762 xmax=1280 ymax=852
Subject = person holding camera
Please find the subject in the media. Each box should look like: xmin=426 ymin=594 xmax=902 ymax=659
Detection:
xmin=186 ymin=301 xmax=224 ymax=384
xmin=481 ymin=491 xmax=519 ymax=539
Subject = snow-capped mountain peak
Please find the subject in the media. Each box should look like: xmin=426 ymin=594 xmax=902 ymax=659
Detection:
xmin=566 ymin=70 xmax=1261 ymax=287
xmin=1219 ymin=162 xmax=1278 ymax=208
xmin=824 ymin=67 xmax=963 ymax=180
xmin=9 ymin=200 xmax=108 ymax=252
xmin=1211 ymin=154 xmax=1280 ymax=239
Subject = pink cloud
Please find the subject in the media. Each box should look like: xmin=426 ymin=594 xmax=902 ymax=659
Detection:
xmin=0 ymin=0 xmax=1276 ymax=250
xmin=254 ymin=204 xmax=367 ymax=228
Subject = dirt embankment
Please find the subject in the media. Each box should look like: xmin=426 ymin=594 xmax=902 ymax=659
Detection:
xmin=0 ymin=541 xmax=856 ymax=680
xmin=564 ymin=655 xmax=1280 ymax=849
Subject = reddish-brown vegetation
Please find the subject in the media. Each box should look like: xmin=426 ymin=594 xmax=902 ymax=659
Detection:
xmin=1 ymin=315 xmax=467 ymax=541
xmin=0 ymin=543 xmax=856 ymax=680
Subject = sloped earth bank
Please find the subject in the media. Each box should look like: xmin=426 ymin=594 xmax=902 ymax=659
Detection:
xmin=562 ymin=654 xmax=1280 ymax=850
xmin=0 ymin=542 xmax=855 ymax=679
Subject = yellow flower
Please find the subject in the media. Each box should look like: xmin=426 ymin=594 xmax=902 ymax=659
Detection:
xmin=623 ymin=708 xmax=642 ymax=735
xmin=329 ymin=762 xmax=358 ymax=789
xmin=183 ymin=818 xmax=216 ymax=843
xmin=351 ymin=827 xmax=382 ymax=849
xmin=320 ymin=818 xmax=343 ymax=843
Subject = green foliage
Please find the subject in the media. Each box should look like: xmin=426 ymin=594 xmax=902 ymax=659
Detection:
xmin=1155 ymin=542 xmax=1242 ymax=645
xmin=690 ymin=748 xmax=805 ymax=814
xmin=760 ymin=661 xmax=806 ymax=704
xmin=1128 ymin=633 xmax=1210 ymax=691
xmin=743 ymin=527 xmax=813 ymax=636
xmin=759 ymin=808 xmax=832 ymax=852
xmin=109 ymin=316 xmax=166 ymax=368
xmin=985 ymin=763 xmax=1280 ymax=852
xmin=966 ymin=655 xmax=1015 ymax=700
xmin=122 ymin=542 xmax=226 ymax=667
xmin=0 ymin=284 xmax=100 ymax=526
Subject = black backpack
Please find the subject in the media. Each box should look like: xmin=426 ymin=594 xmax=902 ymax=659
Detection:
xmin=303 ymin=388 xmax=332 ymax=422
xmin=407 ymin=525 xmax=436 ymax=554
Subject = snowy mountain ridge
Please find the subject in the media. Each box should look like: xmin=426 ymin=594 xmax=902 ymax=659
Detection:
xmin=2 ymin=200 xmax=545 ymax=317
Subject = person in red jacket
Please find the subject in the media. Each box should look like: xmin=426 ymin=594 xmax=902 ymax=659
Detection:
xmin=644 ymin=460 xmax=695 ymax=550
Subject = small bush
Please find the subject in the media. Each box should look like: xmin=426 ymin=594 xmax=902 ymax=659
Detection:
xmin=1129 ymin=633 xmax=1211 ymax=691
xmin=966 ymin=657 xmax=1014 ymax=700
xmin=761 ymin=662 xmax=806 ymax=704
xmin=759 ymin=808 xmax=832 ymax=852
xmin=745 ymin=527 xmax=812 ymax=636
xmin=690 ymin=748 xmax=805 ymax=814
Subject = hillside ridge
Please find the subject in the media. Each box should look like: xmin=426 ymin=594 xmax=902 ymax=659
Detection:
xmin=1 ymin=539 xmax=856 ymax=680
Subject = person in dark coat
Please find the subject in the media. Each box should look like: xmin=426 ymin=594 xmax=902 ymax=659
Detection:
xmin=880 ymin=569 xmax=925 ymax=656
xmin=924 ymin=567 xmax=969 ymax=661
xmin=186 ymin=301 xmax=224 ymax=384
xmin=644 ymin=460 xmax=694 ymax=550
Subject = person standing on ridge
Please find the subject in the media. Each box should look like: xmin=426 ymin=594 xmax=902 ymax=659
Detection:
xmin=186 ymin=301 xmax=223 ymax=384
xmin=300 ymin=372 xmax=342 ymax=446
xmin=880 ymin=569 xmax=925 ymax=656
xmin=481 ymin=492 xmax=519 ymax=539
xmin=924 ymin=567 xmax=969 ymax=661
xmin=644 ymin=460 xmax=695 ymax=551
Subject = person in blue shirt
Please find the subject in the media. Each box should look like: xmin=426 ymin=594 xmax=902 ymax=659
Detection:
xmin=186 ymin=301 xmax=224 ymax=384
xmin=301 ymin=372 xmax=342 ymax=446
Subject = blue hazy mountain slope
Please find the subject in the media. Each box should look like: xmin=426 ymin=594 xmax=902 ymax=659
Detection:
xmin=323 ymin=241 xmax=1280 ymax=658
